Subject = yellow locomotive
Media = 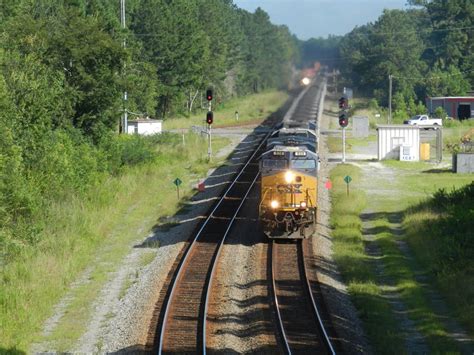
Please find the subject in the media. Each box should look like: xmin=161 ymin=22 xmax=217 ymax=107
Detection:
xmin=259 ymin=127 xmax=319 ymax=239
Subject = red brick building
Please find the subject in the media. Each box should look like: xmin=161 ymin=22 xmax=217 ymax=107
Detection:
xmin=426 ymin=96 xmax=474 ymax=120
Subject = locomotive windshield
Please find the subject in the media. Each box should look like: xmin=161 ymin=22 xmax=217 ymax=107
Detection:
xmin=291 ymin=159 xmax=316 ymax=169
xmin=262 ymin=159 xmax=287 ymax=169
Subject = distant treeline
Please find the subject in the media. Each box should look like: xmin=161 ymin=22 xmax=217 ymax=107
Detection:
xmin=0 ymin=0 xmax=301 ymax=259
xmin=301 ymin=0 xmax=473 ymax=118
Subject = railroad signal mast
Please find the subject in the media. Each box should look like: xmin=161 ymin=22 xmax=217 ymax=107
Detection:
xmin=206 ymin=88 xmax=213 ymax=161
xmin=338 ymin=95 xmax=350 ymax=163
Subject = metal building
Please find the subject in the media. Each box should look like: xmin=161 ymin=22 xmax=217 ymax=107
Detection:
xmin=377 ymin=125 xmax=420 ymax=161
xmin=377 ymin=125 xmax=443 ymax=162
xmin=426 ymin=96 xmax=474 ymax=120
xmin=127 ymin=118 xmax=163 ymax=135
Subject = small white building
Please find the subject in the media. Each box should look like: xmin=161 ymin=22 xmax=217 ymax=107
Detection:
xmin=127 ymin=118 xmax=162 ymax=135
xmin=377 ymin=125 xmax=420 ymax=161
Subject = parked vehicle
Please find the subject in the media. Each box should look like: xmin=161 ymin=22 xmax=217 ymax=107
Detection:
xmin=404 ymin=114 xmax=442 ymax=127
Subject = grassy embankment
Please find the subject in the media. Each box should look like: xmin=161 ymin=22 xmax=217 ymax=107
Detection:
xmin=403 ymin=177 xmax=474 ymax=334
xmin=330 ymin=160 xmax=473 ymax=352
xmin=0 ymin=90 xmax=289 ymax=352
xmin=164 ymin=90 xmax=288 ymax=130
xmin=331 ymin=162 xmax=474 ymax=353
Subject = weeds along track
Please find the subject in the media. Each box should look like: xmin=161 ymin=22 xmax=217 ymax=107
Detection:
xmin=156 ymin=132 xmax=270 ymax=354
xmin=271 ymin=239 xmax=335 ymax=354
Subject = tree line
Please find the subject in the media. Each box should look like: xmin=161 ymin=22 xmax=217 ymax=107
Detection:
xmin=337 ymin=0 xmax=473 ymax=119
xmin=0 ymin=0 xmax=300 ymax=260
xmin=298 ymin=1 xmax=473 ymax=120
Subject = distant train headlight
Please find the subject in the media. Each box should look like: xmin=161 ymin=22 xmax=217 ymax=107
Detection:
xmin=285 ymin=170 xmax=295 ymax=183
xmin=300 ymin=201 xmax=307 ymax=208
xmin=302 ymin=77 xmax=310 ymax=86
xmin=270 ymin=200 xmax=279 ymax=209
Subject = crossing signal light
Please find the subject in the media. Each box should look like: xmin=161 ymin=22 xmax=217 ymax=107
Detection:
xmin=206 ymin=89 xmax=213 ymax=101
xmin=339 ymin=96 xmax=348 ymax=109
xmin=206 ymin=111 xmax=213 ymax=125
xmin=339 ymin=113 xmax=348 ymax=128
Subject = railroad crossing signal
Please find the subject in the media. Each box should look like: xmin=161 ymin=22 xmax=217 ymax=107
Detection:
xmin=206 ymin=89 xmax=213 ymax=101
xmin=206 ymin=111 xmax=213 ymax=125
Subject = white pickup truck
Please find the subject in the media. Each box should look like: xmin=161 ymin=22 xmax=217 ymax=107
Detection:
xmin=405 ymin=114 xmax=442 ymax=127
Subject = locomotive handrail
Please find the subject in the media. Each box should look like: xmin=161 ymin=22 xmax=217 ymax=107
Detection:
xmin=258 ymin=187 xmax=273 ymax=212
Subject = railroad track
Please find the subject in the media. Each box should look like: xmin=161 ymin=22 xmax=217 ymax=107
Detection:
xmin=271 ymin=239 xmax=335 ymax=354
xmin=157 ymin=131 xmax=271 ymax=354
xmin=152 ymin=76 xmax=329 ymax=353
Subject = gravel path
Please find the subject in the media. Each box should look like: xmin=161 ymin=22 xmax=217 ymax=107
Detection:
xmin=360 ymin=210 xmax=430 ymax=353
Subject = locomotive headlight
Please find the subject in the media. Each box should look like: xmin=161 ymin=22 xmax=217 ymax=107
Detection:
xmin=270 ymin=200 xmax=279 ymax=209
xmin=285 ymin=170 xmax=295 ymax=183
xmin=301 ymin=201 xmax=307 ymax=208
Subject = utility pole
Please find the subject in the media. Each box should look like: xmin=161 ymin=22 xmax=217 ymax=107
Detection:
xmin=388 ymin=74 xmax=393 ymax=124
xmin=121 ymin=0 xmax=128 ymax=134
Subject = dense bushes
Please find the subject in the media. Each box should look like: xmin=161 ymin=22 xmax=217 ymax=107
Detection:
xmin=404 ymin=182 xmax=474 ymax=331
xmin=406 ymin=182 xmax=474 ymax=273
xmin=428 ymin=183 xmax=474 ymax=270
xmin=0 ymin=1 xmax=301 ymax=264
xmin=0 ymin=129 xmax=167 ymax=263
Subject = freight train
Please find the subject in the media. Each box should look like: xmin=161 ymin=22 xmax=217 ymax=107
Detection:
xmin=258 ymin=124 xmax=319 ymax=239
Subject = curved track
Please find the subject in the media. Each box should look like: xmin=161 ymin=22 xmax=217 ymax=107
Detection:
xmin=158 ymin=131 xmax=271 ymax=354
xmin=153 ymin=76 xmax=332 ymax=354
xmin=271 ymin=240 xmax=335 ymax=354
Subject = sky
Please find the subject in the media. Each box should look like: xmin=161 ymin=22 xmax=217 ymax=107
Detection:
xmin=233 ymin=0 xmax=410 ymax=39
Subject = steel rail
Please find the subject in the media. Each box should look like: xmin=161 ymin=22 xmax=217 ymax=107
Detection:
xmin=202 ymin=170 xmax=261 ymax=354
xmin=301 ymin=240 xmax=336 ymax=355
xmin=271 ymin=240 xmax=336 ymax=355
xmin=271 ymin=241 xmax=292 ymax=355
xmin=158 ymin=129 xmax=272 ymax=354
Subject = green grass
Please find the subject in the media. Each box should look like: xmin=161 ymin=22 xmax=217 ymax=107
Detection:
xmin=404 ymin=182 xmax=474 ymax=337
xmin=0 ymin=133 xmax=230 ymax=351
xmin=164 ymin=90 xmax=288 ymax=130
xmin=327 ymin=133 xmax=376 ymax=154
xmin=329 ymin=164 xmax=406 ymax=353
xmin=329 ymin=161 xmax=473 ymax=352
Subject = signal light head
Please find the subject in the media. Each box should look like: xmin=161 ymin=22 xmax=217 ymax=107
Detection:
xmin=206 ymin=111 xmax=213 ymax=125
xmin=339 ymin=113 xmax=348 ymax=128
xmin=206 ymin=89 xmax=213 ymax=101
xmin=339 ymin=96 xmax=348 ymax=109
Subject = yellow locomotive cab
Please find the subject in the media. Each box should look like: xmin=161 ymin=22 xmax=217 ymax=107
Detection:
xmin=259 ymin=145 xmax=318 ymax=239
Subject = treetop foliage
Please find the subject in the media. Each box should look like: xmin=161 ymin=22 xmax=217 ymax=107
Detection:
xmin=299 ymin=1 xmax=473 ymax=114
xmin=0 ymin=0 xmax=300 ymax=259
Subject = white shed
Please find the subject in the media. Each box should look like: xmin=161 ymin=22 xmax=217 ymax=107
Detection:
xmin=377 ymin=125 xmax=420 ymax=161
xmin=127 ymin=118 xmax=162 ymax=135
